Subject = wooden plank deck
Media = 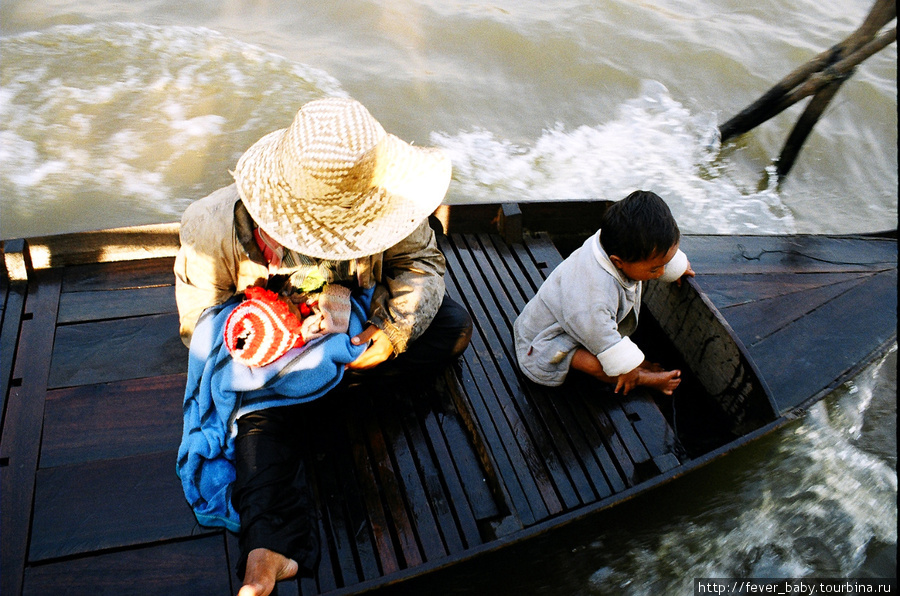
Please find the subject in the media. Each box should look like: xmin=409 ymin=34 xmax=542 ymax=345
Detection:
xmin=680 ymin=234 xmax=898 ymax=412
xmin=1 ymin=230 xmax=682 ymax=595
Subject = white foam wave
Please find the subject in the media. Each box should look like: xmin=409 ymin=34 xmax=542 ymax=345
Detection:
xmin=0 ymin=23 xmax=346 ymax=237
xmin=586 ymin=347 xmax=897 ymax=593
xmin=433 ymin=81 xmax=796 ymax=235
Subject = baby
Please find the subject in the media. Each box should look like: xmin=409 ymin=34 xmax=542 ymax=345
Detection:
xmin=224 ymin=284 xmax=352 ymax=368
xmin=513 ymin=190 xmax=694 ymax=395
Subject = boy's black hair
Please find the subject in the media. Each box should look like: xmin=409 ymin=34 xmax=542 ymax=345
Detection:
xmin=599 ymin=190 xmax=680 ymax=262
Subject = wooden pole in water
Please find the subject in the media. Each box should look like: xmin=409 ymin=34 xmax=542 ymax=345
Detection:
xmin=718 ymin=0 xmax=897 ymax=178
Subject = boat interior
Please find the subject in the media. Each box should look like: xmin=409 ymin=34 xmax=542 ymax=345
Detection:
xmin=0 ymin=205 xmax=780 ymax=595
xmin=0 ymin=201 xmax=897 ymax=596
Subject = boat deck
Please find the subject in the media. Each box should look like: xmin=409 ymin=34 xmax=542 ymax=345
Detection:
xmin=1 ymin=231 xmax=683 ymax=596
xmin=2 ymin=221 xmax=896 ymax=596
xmin=680 ymin=233 xmax=897 ymax=412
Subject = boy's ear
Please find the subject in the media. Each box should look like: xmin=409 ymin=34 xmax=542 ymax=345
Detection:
xmin=608 ymin=254 xmax=626 ymax=269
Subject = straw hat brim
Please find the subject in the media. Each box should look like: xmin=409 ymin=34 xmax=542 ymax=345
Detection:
xmin=234 ymin=125 xmax=451 ymax=261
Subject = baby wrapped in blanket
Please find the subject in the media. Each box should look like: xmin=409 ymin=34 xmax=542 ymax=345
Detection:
xmin=224 ymin=283 xmax=353 ymax=367
xmin=178 ymin=282 xmax=370 ymax=530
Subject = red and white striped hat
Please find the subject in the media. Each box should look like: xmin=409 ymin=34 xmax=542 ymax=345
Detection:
xmin=224 ymin=286 xmax=305 ymax=367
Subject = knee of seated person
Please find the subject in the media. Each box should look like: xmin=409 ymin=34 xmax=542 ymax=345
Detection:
xmin=450 ymin=316 xmax=473 ymax=357
xmin=441 ymin=297 xmax=472 ymax=326
xmin=433 ymin=298 xmax=473 ymax=357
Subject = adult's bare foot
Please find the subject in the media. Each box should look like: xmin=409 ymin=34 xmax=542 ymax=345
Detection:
xmin=238 ymin=548 xmax=299 ymax=596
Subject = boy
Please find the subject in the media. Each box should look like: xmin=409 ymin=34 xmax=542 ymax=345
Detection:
xmin=513 ymin=190 xmax=694 ymax=395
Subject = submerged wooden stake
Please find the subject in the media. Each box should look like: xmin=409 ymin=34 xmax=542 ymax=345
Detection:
xmin=718 ymin=0 xmax=896 ymax=179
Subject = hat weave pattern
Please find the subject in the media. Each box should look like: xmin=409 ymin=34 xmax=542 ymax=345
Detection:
xmin=233 ymin=98 xmax=451 ymax=260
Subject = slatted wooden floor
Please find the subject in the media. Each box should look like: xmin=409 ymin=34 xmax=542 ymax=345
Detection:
xmin=1 ymin=231 xmax=682 ymax=596
xmin=679 ymin=234 xmax=898 ymax=412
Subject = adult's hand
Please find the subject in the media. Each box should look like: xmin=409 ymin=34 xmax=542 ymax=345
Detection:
xmin=347 ymin=325 xmax=394 ymax=370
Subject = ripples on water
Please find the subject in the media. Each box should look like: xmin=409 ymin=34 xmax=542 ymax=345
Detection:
xmin=2 ymin=23 xmax=791 ymax=237
xmin=432 ymin=81 xmax=794 ymax=233
xmin=581 ymin=348 xmax=898 ymax=594
xmin=0 ymin=23 xmax=346 ymax=235
xmin=1 ymin=15 xmax=895 ymax=238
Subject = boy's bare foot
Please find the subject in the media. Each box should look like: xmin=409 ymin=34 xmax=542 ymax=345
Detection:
xmin=238 ymin=548 xmax=299 ymax=596
xmin=639 ymin=369 xmax=681 ymax=395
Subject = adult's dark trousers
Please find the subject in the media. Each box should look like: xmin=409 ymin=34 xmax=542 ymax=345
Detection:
xmin=231 ymin=295 xmax=472 ymax=576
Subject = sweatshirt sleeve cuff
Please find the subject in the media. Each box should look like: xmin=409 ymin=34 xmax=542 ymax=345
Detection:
xmin=658 ymin=249 xmax=688 ymax=283
xmin=367 ymin=315 xmax=407 ymax=356
xmin=597 ymin=336 xmax=645 ymax=377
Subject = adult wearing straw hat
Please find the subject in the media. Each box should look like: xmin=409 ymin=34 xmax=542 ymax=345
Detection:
xmin=174 ymin=97 xmax=472 ymax=596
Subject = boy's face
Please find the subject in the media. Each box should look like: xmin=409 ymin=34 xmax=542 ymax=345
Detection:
xmin=609 ymin=244 xmax=679 ymax=282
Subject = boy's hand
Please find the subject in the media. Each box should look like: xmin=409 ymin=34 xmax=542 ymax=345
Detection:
xmin=676 ymin=258 xmax=696 ymax=286
xmin=347 ymin=325 xmax=394 ymax=370
xmin=614 ymin=368 xmax=643 ymax=395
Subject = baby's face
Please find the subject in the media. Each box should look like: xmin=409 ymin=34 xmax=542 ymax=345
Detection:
xmin=279 ymin=294 xmax=306 ymax=322
xmin=615 ymin=243 xmax=679 ymax=282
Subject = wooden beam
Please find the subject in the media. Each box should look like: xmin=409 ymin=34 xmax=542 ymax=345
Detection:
xmin=29 ymin=450 xmax=202 ymax=561
xmin=23 ymin=535 xmax=231 ymax=595
xmin=776 ymin=25 xmax=896 ymax=177
xmin=720 ymin=0 xmax=896 ymax=143
xmin=498 ymin=203 xmax=523 ymax=244
xmin=22 ymin=222 xmax=180 ymax=269
xmin=0 ymin=268 xmax=62 ymax=596
xmin=1 ymin=240 xmax=30 ymax=440
xmin=718 ymin=0 xmax=896 ymax=178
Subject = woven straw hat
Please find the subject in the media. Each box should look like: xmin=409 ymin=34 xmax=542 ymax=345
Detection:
xmin=233 ymin=97 xmax=452 ymax=260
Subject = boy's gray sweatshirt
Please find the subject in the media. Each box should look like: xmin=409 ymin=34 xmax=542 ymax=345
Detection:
xmin=513 ymin=231 xmax=688 ymax=386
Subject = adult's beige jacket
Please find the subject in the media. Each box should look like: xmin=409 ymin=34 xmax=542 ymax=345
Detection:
xmin=173 ymin=185 xmax=446 ymax=353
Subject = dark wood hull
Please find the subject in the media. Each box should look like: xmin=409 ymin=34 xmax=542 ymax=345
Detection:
xmin=1 ymin=203 xmax=895 ymax=595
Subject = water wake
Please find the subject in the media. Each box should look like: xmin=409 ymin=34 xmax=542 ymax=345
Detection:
xmin=433 ymin=80 xmax=796 ymax=235
xmin=1 ymin=22 xmax=345 ymax=236
xmin=586 ymin=347 xmax=897 ymax=594
xmin=2 ymin=24 xmax=798 ymax=238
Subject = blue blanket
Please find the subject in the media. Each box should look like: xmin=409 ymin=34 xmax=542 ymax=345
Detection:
xmin=176 ymin=288 xmax=372 ymax=532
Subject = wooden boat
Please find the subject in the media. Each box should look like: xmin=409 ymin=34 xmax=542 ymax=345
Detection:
xmin=1 ymin=201 xmax=896 ymax=595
